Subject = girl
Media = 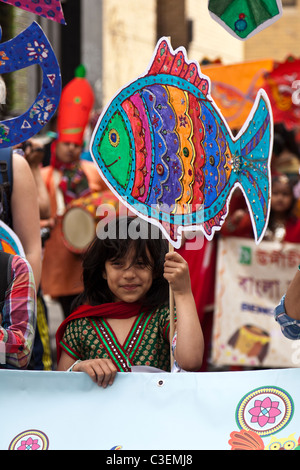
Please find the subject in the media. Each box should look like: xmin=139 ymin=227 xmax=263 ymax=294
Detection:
xmin=221 ymin=175 xmax=300 ymax=243
xmin=56 ymin=216 xmax=204 ymax=386
xmin=264 ymin=174 xmax=300 ymax=243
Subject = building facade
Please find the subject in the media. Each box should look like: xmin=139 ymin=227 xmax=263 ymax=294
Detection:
xmin=1 ymin=0 xmax=300 ymax=121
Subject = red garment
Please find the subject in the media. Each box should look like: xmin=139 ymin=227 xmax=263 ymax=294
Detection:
xmin=283 ymin=216 xmax=300 ymax=242
xmin=56 ymin=301 xmax=143 ymax=362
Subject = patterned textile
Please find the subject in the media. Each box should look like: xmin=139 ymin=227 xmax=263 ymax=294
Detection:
xmin=51 ymin=144 xmax=91 ymax=205
xmin=274 ymin=295 xmax=300 ymax=340
xmin=60 ymin=305 xmax=172 ymax=372
xmin=0 ymin=255 xmax=36 ymax=369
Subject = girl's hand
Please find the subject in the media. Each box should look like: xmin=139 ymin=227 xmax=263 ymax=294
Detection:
xmin=72 ymin=358 xmax=118 ymax=388
xmin=163 ymin=251 xmax=191 ymax=297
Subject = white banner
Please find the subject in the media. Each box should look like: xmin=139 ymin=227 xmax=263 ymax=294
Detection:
xmin=1 ymin=368 xmax=300 ymax=451
xmin=212 ymin=237 xmax=300 ymax=368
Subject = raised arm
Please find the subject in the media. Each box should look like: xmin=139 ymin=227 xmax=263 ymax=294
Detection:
xmin=164 ymin=251 xmax=204 ymax=371
xmin=11 ymin=153 xmax=42 ymax=286
xmin=283 ymin=270 xmax=300 ymax=320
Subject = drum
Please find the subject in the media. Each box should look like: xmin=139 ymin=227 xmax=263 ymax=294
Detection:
xmin=61 ymin=191 xmax=119 ymax=254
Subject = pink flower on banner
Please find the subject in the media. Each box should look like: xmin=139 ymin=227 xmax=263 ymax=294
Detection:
xmin=249 ymin=397 xmax=282 ymax=427
xmin=0 ymin=0 xmax=66 ymax=25
xmin=17 ymin=437 xmax=40 ymax=450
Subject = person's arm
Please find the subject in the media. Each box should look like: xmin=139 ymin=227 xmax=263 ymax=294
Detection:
xmin=57 ymin=350 xmax=117 ymax=388
xmin=164 ymin=251 xmax=204 ymax=371
xmin=11 ymin=153 xmax=42 ymax=286
xmin=57 ymin=319 xmax=118 ymax=387
xmin=283 ymin=271 xmax=300 ymax=320
xmin=24 ymin=139 xmax=51 ymax=220
xmin=0 ymin=256 xmax=36 ymax=369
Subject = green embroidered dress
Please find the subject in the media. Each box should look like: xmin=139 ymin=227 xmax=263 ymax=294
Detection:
xmin=60 ymin=305 xmax=172 ymax=372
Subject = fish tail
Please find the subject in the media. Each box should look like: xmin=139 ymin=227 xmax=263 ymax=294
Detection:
xmin=235 ymin=90 xmax=273 ymax=243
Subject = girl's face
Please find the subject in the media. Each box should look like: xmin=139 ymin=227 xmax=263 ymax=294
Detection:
xmin=103 ymin=247 xmax=154 ymax=303
xmin=271 ymin=180 xmax=294 ymax=214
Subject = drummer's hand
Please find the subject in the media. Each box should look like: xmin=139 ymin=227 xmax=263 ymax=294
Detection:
xmin=40 ymin=217 xmax=56 ymax=230
xmin=72 ymin=358 xmax=118 ymax=388
xmin=24 ymin=139 xmax=45 ymax=168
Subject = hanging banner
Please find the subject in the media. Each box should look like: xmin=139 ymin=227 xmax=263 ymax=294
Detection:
xmin=212 ymin=236 xmax=300 ymax=368
xmin=202 ymin=59 xmax=274 ymax=131
xmin=1 ymin=368 xmax=300 ymax=450
xmin=262 ymin=56 xmax=300 ymax=132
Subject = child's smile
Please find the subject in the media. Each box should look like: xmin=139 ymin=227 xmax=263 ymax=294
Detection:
xmin=103 ymin=248 xmax=154 ymax=303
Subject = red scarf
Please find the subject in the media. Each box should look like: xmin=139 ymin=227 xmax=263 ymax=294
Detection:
xmin=56 ymin=301 xmax=143 ymax=363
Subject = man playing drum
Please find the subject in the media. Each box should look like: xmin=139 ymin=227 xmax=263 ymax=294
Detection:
xmin=41 ymin=68 xmax=116 ymax=319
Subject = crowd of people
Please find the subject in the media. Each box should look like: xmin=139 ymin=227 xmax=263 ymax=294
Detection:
xmin=1 ymin=70 xmax=300 ymax=384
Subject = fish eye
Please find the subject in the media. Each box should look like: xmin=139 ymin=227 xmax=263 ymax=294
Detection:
xmin=109 ymin=129 xmax=120 ymax=148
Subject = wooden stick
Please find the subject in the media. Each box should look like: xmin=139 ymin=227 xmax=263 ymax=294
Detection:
xmin=168 ymin=242 xmax=175 ymax=370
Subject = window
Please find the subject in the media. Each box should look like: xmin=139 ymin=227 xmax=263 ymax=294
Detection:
xmin=282 ymin=0 xmax=297 ymax=6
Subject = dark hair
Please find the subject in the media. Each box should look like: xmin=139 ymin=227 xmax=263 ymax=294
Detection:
xmin=72 ymin=216 xmax=169 ymax=311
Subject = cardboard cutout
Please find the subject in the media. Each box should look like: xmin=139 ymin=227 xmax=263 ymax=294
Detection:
xmin=0 ymin=22 xmax=61 ymax=147
xmin=90 ymin=37 xmax=273 ymax=248
xmin=0 ymin=0 xmax=66 ymax=24
xmin=0 ymin=220 xmax=25 ymax=256
xmin=208 ymin=0 xmax=282 ymax=40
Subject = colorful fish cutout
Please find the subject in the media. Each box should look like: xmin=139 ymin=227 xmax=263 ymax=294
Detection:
xmin=0 ymin=0 xmax=66 ymax=24
xmin=208 ymin=0 xmax=283 ymax=40
xmin=0 ymin=22 xmax=61 ymax=147
xmin=90 ymin=37 xmax=273 ymax=248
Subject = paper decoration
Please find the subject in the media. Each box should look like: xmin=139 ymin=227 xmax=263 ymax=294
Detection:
xmin=0 ymin=0 xmax=66 ymax=24
xmin=0 ymin=219 xmax=25 ymax=256
xmin=57 ymin=65 xmax=95 ymax=146
xmin=208 ymin=0 xmax=283 ymax=40
xmin=0 ymin=22 xmax=61 ymax=147
xmin=90 ymin=37 xmax=273 ymax=248
xmin=212 ymin=237 xmax=300 ymax=368
xmin=1 ymin=368 xmax=300 ymax=449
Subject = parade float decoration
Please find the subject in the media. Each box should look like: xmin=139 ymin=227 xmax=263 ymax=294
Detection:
xmin=0 ymin=21 xmax=61 ymax=147
xmin=208 ymin=0 xmax=283 ymax=40
xmin=0 ymin=0 xmax=65 ymax=24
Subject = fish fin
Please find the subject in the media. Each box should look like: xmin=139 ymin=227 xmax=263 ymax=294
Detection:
xmin=147 ymin=37 xmax=209 ymax=97
xmin=236 ymin=89 xmax=273 ymax=243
